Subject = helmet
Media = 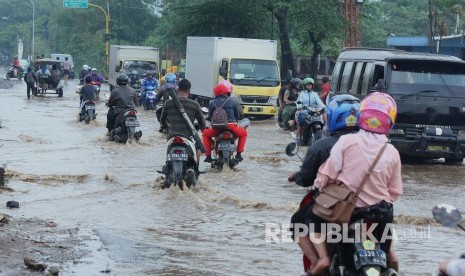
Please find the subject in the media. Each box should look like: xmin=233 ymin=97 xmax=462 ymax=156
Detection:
xmin=358 ymin=92 xmax=397 ymax=134
xmin=91 ymin=68 xmax=97 ymax=73
xmin=290 ymin=78 xmax=303 ymax=90
xmin=146 ymin=71 xmax=153 ymax=77
xmin=165 ymin=73 xmax=176 ymax=84
xmin=131 ymin=70 xmax=137 ymax=75
xmin=116 ymin=73 xmax=129 ymax=85
xmin=83 ymin=65 xmax=89 ymax=70
xmin=218 ymin=80 xmax=233 ymax=93
xmin=302 ymin=77 xmax=314 ymax=86
xmin=213 ymin=84 xmax=229 ymax=96
xmin=326 ymin=94 xmax=361 ymax=132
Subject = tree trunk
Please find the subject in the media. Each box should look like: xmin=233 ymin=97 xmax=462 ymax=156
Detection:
xmin=309 ymin=32 xmax=323 ymax=79
xmin=274 ymin=12 xmax=295 ymax=81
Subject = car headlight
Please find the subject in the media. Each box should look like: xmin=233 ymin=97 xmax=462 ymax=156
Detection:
xmin=458 ymin=130 xmax=465 ymax=141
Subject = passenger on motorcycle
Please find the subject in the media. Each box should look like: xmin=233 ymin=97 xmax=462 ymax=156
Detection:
xmin=156 ymin=73 xmax=177 ymax=132
xmin=79 ymin=75 xmax=98 ymax=114
xmin=282 ymin=78 xmax=302 ymax=130
xmin=202 ymin=82 xmax=247 ymax=162
xmin=295 ymin=77 xmax=326 ymax=144
xmin=129 ymin=70 xmax=140 ymax=87
xmin=106 ymin=74 xmax=138 ymax=135
xmin=160 ymin=78 xmax=206 ymax=164
xmin=307 ymin=92 xmax=402 ymax=275
xmin=140 ymin=71 xmax=159 ymax=104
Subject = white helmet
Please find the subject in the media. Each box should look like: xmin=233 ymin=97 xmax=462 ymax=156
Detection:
xmin=83 ymin=64 xmax=89 ymax=70
xmin=91 ymin=68 xmax=97 ymax=73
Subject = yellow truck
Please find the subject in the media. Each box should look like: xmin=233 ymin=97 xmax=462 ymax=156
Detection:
xmin=186 ymin=37 xmax=281 ymax=117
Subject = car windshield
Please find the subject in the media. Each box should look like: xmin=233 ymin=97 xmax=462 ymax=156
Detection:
xmin=229 ymin=59 xmax=279 ymax=87
xmin=388 ymin=60 xmax=465 ymax=98
xmin=123 ymin=61 xmax=158 ymax=74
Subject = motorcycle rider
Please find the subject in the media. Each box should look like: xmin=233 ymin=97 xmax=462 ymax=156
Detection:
xmin=140 ymin=71 xmax=159 ymax=106
xmin=106 ymin=74 xmax=138 ymax=135
xmin=440 ymin=256 xmax=465 ymax=276
xmin=281 ymin=78 xmax=302 ymax=130
xmin=202 ymin=83 xmax=247 ymax=162
xmin=289 ymin=94 xmax=360 ymax=272
xmin=156 ymin=73 xmax=177 ymax=132
xmin=79 ymin=65 xmax=90 ymax=84
xmin=86 ymin=68 xmax=104 ymax=87
xmin=295 ymin=77 xmax=326 ymax=145
xmin=277 ymin=78 xmax=291 ymax=128
xmin=306 ymin=92 xmax=402 ymax=275
xmin=160 ymin=78 xmax=206 ymax=164
xmin=79 ymin=75 xmax=98 ymax=115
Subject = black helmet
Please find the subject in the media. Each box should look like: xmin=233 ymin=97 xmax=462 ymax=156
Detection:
xmin=290 ymin=78 xmax=303 ymax=90
xmin=116 ymin=73 xmax=129 ymax=85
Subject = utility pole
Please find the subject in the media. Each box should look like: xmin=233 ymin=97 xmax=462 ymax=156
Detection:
xmin=89 ymin=2 xmax=110 ymax=80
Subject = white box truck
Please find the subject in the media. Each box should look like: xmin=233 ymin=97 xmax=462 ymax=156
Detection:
xmin=109 ymin=45 xmax=160 ymax=90
xmin=185 ymin=37 xmax=281 ymax=117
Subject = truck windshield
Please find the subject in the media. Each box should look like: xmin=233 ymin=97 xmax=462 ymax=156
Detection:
xmin=389 ymin=60 xmax=465 ymax=98
xmin=123 ymin=61 xmax=158 ymax=74
xmin=230 ymin=59 xmax=279 ymax=87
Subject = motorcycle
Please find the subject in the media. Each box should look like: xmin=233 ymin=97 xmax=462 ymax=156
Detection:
xmin=300 ymin=104 xmax=325 ymax=147
xmin=432 ymin=203 xmax=465 ymax=276
xmin=144 ymin=86 xmax=157 ymax=110
xmin=6 ymin=66 xmax=23 ymax=80
xmin=79 ymin=99 xmax=97 ymax=124
xmin=158 ymin=135 xmax=199 ymax=190
xmin=109 ymin=108 xmax=142 ymax=144
xmin=210 ymin=118 xmax=250 ymax=171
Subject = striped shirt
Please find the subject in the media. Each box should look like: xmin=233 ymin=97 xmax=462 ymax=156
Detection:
xmin=160 ymin=97 xmax=206 ymax=139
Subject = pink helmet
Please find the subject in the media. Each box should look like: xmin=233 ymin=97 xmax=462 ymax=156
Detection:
xmin=358 ymin=92 xmax=397 ymax=134
xmin=218 ymin=80 xmax=233 ymax=93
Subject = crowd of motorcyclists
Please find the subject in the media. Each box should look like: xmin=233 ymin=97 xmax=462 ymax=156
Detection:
xmin=19 ymin=62 xmax=462 ymax=276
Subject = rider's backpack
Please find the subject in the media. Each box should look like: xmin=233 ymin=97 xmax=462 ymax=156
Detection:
xmin=211 ymin=98 xmax=229 ymax=129
xmin=25 ymin=72 xmax=34 ymax=84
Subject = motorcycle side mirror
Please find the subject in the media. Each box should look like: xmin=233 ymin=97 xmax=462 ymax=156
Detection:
xmin=201 ymin=107 xmax=209 ymax=114
xmin=285 ymin=142 xmax=298 ymax=157
xmin=432 ymin=204 xmax=464 ymax=230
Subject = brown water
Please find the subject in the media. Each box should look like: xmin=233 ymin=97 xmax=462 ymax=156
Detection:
xmin=1 ymin=79 xmax=464 ymax=275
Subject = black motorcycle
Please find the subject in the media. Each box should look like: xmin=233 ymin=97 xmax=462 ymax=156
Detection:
xmin=79 ymin=99 xmax=97 ymax=124
xmin=300 ymin=105 xmax=325 ymax=146
xmin=109 ymin=108 xmax=142 ymax=144
xmin=158 ymin=135 xmax=199 ymax=190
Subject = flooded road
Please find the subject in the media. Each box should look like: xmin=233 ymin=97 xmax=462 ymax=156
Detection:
xmin=1 ymin=79 xmax=464 ymax=275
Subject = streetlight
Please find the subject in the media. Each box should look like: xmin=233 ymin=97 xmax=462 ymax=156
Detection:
xmin=29 ymin=0 xmax=35 ymax=62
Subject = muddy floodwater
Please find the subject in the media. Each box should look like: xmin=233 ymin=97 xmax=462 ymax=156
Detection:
xmin=1 ymin=79 xmax=464 ymax=275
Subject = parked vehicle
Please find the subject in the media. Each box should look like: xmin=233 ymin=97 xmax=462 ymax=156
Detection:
xmin=79 ymin=99 xmax=97 ymax=124
xmin=109 ymin=45 xmax=160 ymax=91
xmin=331 ymin=48 xmax=465 ymax=163
xmin=109 ymin=109 xmax=142 ymax=144
xmin=186 ymin=37 xmax=281 ymax=117
xmin=143 ymin=86 xmax=157 ymax=110
xmin=300 ymin=105 xmax=325 ymax=147
xmin=159 ymin=135 xmax=199 ymax=189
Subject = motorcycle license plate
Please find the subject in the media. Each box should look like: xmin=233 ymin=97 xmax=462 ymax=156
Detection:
xmin=248 ymin=107 xmax=263 ymax=112
xmin=218 ymin=143 xmax=236 ymax=151
xmin=125 ymin=120 xmax=140 ymax=127
xmin=168 ymin=153 xmax=188 ymax=161
xmin=354 ymin=249 xmax=386 ymax=269
xmin=85 ymin=106 xmax=95 ymax=110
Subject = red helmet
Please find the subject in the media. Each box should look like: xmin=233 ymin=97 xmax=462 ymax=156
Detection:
xmin=219 ymin=80 xmax=233 ymax=93
xmin=214 ymin=84 xmax=229 ymax=96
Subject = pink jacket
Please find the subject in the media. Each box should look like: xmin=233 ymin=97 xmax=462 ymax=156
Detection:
xmin=314 ymin=130 xmax=403 ymax=207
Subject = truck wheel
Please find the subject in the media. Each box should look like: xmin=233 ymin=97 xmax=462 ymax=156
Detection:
xmin=58 ymin=88 xmax=63 ymax=97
